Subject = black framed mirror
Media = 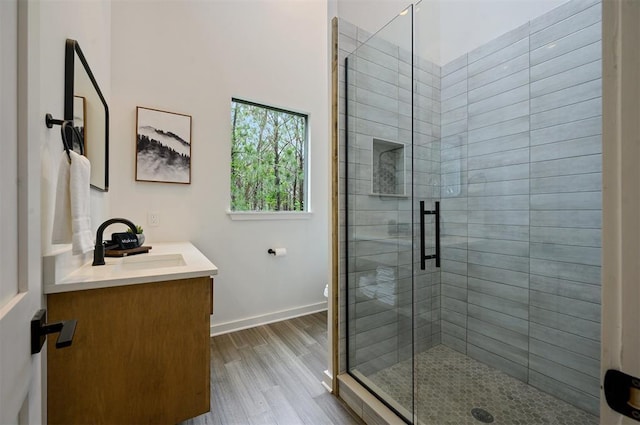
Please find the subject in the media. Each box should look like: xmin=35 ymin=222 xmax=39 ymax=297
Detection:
xmin=64 ymin=39 xmax=109 ymax=191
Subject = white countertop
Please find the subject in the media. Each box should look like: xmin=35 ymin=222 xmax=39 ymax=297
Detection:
xmin=44 ymin=242 xmax=218 ymax=294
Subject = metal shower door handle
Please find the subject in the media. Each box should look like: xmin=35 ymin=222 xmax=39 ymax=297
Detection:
xmin=420 ymin=200 xmax=440 ymax=270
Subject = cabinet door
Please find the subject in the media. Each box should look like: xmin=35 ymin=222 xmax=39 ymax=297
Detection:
xmin=47 ymin=277 xmax=211 ymax=424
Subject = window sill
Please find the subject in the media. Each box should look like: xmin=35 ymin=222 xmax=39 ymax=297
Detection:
xmin=226 ymin=211 xmax=313 ymax=221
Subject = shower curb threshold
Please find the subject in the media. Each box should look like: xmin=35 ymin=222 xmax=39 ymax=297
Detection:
xmin=337 ymin=373 xmax=406 ymax=425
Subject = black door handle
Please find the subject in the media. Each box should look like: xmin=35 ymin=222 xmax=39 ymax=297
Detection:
xmin=420 ymin=201 xmax=440 ymax=270
xmin=31 ymin=309 xmax=77 ymax=354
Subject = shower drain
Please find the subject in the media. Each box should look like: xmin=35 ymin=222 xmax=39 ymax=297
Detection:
xmin=471 ymin=408 xmax=494 ymax=423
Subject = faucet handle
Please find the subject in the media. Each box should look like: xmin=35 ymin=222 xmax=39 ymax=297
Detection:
xmin=93 ymin=218 xmax=138 ymax=266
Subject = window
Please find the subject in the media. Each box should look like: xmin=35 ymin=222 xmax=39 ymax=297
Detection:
xmin=230 ymin=98 xmax=308 ymax=212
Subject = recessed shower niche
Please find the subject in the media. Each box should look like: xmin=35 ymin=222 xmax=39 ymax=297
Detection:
xmin=371 ymin=138 xmax=406 ymax=196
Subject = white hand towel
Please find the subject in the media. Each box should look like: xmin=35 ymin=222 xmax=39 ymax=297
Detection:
xmin=51 ymin=151 xmax=93 ymax=254
xmin=51 ymin=153 xmax=72 ymax=244
xmin=70 ymin=151 xmax=93 ymax=254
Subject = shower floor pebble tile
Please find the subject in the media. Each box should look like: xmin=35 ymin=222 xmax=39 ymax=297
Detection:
xmin=367 ymin=345 xmax=598 ymax=425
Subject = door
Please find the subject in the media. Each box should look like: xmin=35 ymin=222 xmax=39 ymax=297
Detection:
xmin=601 ymin=0 xmax=640 ymax=423
xmin=0 ymin=1 xmax=43 ymax=423
xmin=343 ymin=5 xmax=416 ymax=421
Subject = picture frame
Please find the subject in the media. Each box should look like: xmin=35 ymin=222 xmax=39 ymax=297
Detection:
xmin=73 ymin=95 xmax=86 ymax=154
xmin=135 ymin=106 xmax=192 ymax=184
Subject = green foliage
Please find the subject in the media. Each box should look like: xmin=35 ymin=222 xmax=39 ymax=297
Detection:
xmin=230 ymin=100 xmax=306 ymax=212
xmin=127 ymin=225 xmax=144 ymax=234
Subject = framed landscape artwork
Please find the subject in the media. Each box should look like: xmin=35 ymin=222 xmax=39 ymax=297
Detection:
xmin=135 ymin=106 xmax=192 ymax=184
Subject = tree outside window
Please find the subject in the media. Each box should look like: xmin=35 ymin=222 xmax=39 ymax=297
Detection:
xmin=230 ymin=99 xmax=308 ymax=212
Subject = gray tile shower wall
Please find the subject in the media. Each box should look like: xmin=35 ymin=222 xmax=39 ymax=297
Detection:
xmin=437 ymin=0 xmax=601 ymax=415
xmin=464 ymin=22 xmax=532 ymax=384
xmin=527 ymin=0 xmax=601 ymax=414
xmin=338 ymin=18 xmax=442 ymax=378
xmin=412 ymin=54 xmax=442 ymax=355
xmin=347 ymin=25 xmax=410 ymax=376
xmin=440 ymin=54 xmax=469 ymax=355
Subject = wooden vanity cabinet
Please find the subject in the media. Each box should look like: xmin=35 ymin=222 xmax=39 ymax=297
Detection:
xmin=46 ymin=276 xmax=212 ymax=424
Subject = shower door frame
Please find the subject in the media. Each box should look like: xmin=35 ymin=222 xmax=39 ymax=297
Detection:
xmin=343 ymin=50 xmax=416 ymax=424
xmin=342 ymin=6 xmax=438 ymax=423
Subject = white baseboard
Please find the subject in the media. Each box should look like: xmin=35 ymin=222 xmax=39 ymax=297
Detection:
xmin=322 ymin=369 xmax=333 ymax=393
xmin=210 ymin=301 xmax=328 ymax=336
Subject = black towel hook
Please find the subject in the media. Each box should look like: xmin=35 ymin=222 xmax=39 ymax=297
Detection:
xmin=45 ymin=113 xmax=65 ymax=128
xmin=45 ymin=113 xmax=84 ymax=162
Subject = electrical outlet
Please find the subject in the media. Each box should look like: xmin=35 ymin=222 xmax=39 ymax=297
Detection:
xmin=148 ymin=212 xmax=160 ymax=227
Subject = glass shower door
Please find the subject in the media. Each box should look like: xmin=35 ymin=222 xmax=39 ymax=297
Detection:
xmin=411 ymin=1 xmax=445 ymax=421
xmin=345 ymin=5 xmax=415 ymax=421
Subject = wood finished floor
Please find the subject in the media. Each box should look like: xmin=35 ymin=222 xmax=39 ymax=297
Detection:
xmin=182 ymin=312 xmax=364 ymax=425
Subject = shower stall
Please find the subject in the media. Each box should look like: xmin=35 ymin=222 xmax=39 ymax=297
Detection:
xmin=338 ymin=0 xmax=602 ymax=423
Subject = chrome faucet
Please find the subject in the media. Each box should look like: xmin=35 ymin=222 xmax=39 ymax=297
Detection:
xmin=92 ymin=218 xmax=138 ymax=266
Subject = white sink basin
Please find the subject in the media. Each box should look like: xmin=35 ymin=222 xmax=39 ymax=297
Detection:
xmin=112 ymin=253 xmax=187 ymax=271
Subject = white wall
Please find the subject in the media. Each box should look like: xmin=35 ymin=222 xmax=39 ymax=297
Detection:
xmin=36 ymin=1 xmax=111 ymax=422
xmin=39 ymin=0 xmax=111 ymax=255
xmin=110 ymin=0 xmax=330 ymax=331
xmin=336 ymin=0 xmax=567 ymax=65
xmin=437 ymin=0 xmax=567 ymax=64
xmin=337 ymin=0 xmax=410 ymax=36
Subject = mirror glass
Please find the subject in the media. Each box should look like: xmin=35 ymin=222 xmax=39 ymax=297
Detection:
xmin=65 ymin=39 xmax=109 ymax=191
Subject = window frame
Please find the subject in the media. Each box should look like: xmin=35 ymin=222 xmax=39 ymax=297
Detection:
xmin=228 ymin=97 xmax=311 ymax=217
